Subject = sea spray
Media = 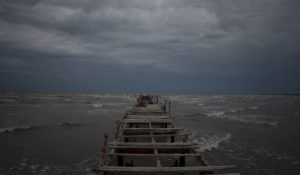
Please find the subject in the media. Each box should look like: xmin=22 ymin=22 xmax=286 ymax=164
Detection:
xmin=183 ymin=128 xmax=231 ymax=152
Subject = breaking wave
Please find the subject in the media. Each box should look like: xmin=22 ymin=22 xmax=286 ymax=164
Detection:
xmin=0 ymin=125 xmax=39 ymax=133
xmin=205 ymin=111 xmax=225 ymax=117
xmin=57 ymin=122 xmax=83 ymax=127
xmin=184 ymin=128 xmax=231 ymax=152
xmin=229 ymin=108 xmax=244 ymax=113
xmin=92 ymin=104 xmax=104 ymax=108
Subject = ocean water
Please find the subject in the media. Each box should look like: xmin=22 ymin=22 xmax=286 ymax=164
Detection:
xmin=0 ymin=91 xmax=299 ymax=174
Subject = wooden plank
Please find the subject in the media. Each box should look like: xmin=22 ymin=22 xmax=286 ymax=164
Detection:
xmin=207 ymin=174 xmax=241 ymax=175
xmin=122 ymin=131 xmax=179 ymax=135
xmin=105 ymin=153 xmax=203 ymax=157
xmin=126 ymin=115 xmax=169 ymax=119
xmin=123 ymin=119 xmax=173 ymax=123
xmin=94 ymin=165 xmax=236 ymax=172
xmin=109 ymin=142 xmax=198 ymax=146
xmin=120 ymin=134 xmax=183 ymax=138
xmin=108 ymin=145 xmax=199 ymax=149
xmin=131 ymin=105 xmax=163 ymax=111
xmin=122 ymin=128 xmax=183 ymax=132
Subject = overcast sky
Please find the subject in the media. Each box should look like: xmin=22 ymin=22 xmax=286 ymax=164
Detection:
xmin=0 ymin=0 xmax=300 ymax=94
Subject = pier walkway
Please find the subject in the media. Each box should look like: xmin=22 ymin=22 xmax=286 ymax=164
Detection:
xmin=94 ymin=95 xmax=239 ymax=175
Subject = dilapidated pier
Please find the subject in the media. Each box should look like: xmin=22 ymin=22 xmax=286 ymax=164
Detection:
xmin=94 ymin=95 xmax=239 ymax=175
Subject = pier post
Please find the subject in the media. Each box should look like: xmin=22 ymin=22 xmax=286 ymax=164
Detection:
xmin=164 ymin=100 xmax=167 ymax=112
xmin=170 ymin=136 xmax=174 ymax=143
xmin=117 ymin=156 xmax=124 ymax=166
xmin=179 ymin=156 xmax=185 ymax=167
xmin=168 ymin=101 xmax=171 ymax=117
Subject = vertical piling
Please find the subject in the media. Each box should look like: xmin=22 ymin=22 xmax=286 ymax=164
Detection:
xmin=179 ymin=156 xmax=185 ymax=167
xmin=171 ymin=136 xmax=175 ymax=143
xmin=117 ymin=156 xmax=123 ymax=166
xmin=168 ymin=101 xmax=171 ymax=117
xmin=164 ymin=100 xmax=167 ymax=112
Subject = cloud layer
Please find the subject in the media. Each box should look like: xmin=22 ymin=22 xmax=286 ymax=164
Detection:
xmin=1 ymin=0 xmax=300 ymax=93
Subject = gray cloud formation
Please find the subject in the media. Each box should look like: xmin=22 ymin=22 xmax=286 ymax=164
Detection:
xmin=0 ymin=0 xmax=300 ymax=93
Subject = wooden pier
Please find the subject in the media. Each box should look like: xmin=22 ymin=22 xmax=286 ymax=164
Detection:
xmin=94 ymin=95 xmax=239 ymax=175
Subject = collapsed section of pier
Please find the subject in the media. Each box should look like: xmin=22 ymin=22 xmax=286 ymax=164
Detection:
xmin=94 ymin=95 xmax=239 ymax=175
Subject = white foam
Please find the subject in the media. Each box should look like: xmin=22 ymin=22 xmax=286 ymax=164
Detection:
xmin=205 ymin=111 xmax=225 ymax=117
xmin=0 ymin=126 xmax=36 ymax=133
xmin=195 ymin=134 xmax=231 ymax=152
xmin=195 ymin=103 xmax=204 ymax=106
xmin=0 ymin=99 xmax=16 ymax=102
xmin=92 ymin=104 xmax=104 ymax=108
xmin=40 ymin=166 xmax=50 ymax=172
xmin=30 ymin=164 xmax=39 ymax=173
xmin=183 ymin=128 xmax=231 ymax=152
xmin=229 ymin=108 xmax=244 ymax=113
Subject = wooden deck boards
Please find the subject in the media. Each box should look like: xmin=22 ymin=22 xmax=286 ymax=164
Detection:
xmin=95 ymin=96 xmax=239 ymax=174
xmin=94 ymin=165 xmax=236 ymax=172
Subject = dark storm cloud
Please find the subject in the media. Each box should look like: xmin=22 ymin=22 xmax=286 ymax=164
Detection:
xmin=0 ymin=0 xmax=300 ymax=93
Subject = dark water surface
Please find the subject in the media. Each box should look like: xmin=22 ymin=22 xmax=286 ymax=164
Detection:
xmin=0 ymin=91 xmax=299 ymax=174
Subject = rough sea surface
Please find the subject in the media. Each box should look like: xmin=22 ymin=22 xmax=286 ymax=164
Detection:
xmin=0 ymin=91 xmax=299 ymax=174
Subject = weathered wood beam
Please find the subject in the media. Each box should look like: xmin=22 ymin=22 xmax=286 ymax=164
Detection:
xmin=94 ymin=165 xmax=236 ymax=172
xmin=123 ymin=119 xmax=173 ymax=123
xmin=119 ymin=134 xmax=184 ymax=138
xmin=109 ymin=142 xmax=197 ymax=146
xmin=126 ymin=115 xmax=169 ymax=119
xmin=104 ymin=153 xmax=203 ymax=157
xmin=108 ymin=145 xmax=199 ymax=149
xmin=122 ymin=128 xmax=183 ymax=132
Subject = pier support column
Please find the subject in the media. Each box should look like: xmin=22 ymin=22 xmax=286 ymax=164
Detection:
xmin=170 ymin=136 xmax=174 ymax=143
xmin=164 ymin=100 xmax=167 ymax=112
xmin=168 ymin=101 xmax=171 ymax=117
xmin=179 ymin=156 xmax=185 ymax=167
xmin=124 ymin=137 xmax=129 ymax=142
xmin=117 ymin=156 xmax=123 ymax=166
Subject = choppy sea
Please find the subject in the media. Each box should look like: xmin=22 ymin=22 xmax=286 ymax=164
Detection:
xmin=0 ymin=91 xmax=299 ymax=174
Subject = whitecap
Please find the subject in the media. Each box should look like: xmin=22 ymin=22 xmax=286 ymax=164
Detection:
xmin=30 ymin=164 xmax=39 ymax=173
xmin=0 ymin=125 xmax=38 ymax=133
xmin=195 ymin=103 xmax=204 ymax=106
xmin=183 ymin=128 xmax=231 ymax=152
xmin=205 ymin=111 xmax=225 ymax=117
xmin=58 ymin=122 xmax=82 ymax=127
xmin=229 ymin=108 xmax=244 ymax=113
xmin=0 ymin=99 xmax=16 ymax=102
xmin=194 ymin=134 xmax=231 ymax=152
xmin=92 ymin=104 xmax=104 ymax=108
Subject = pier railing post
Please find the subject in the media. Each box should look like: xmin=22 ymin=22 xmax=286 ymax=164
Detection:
xmin=117 ymin=156 xmax=124 ymax=166
xmin=164 ymin=100 xmax=167 ymax=112
xmin=168 ymin=101 xmax=171 ymax=117
xmin=99 ymin=133 xmax=108 ymax=168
